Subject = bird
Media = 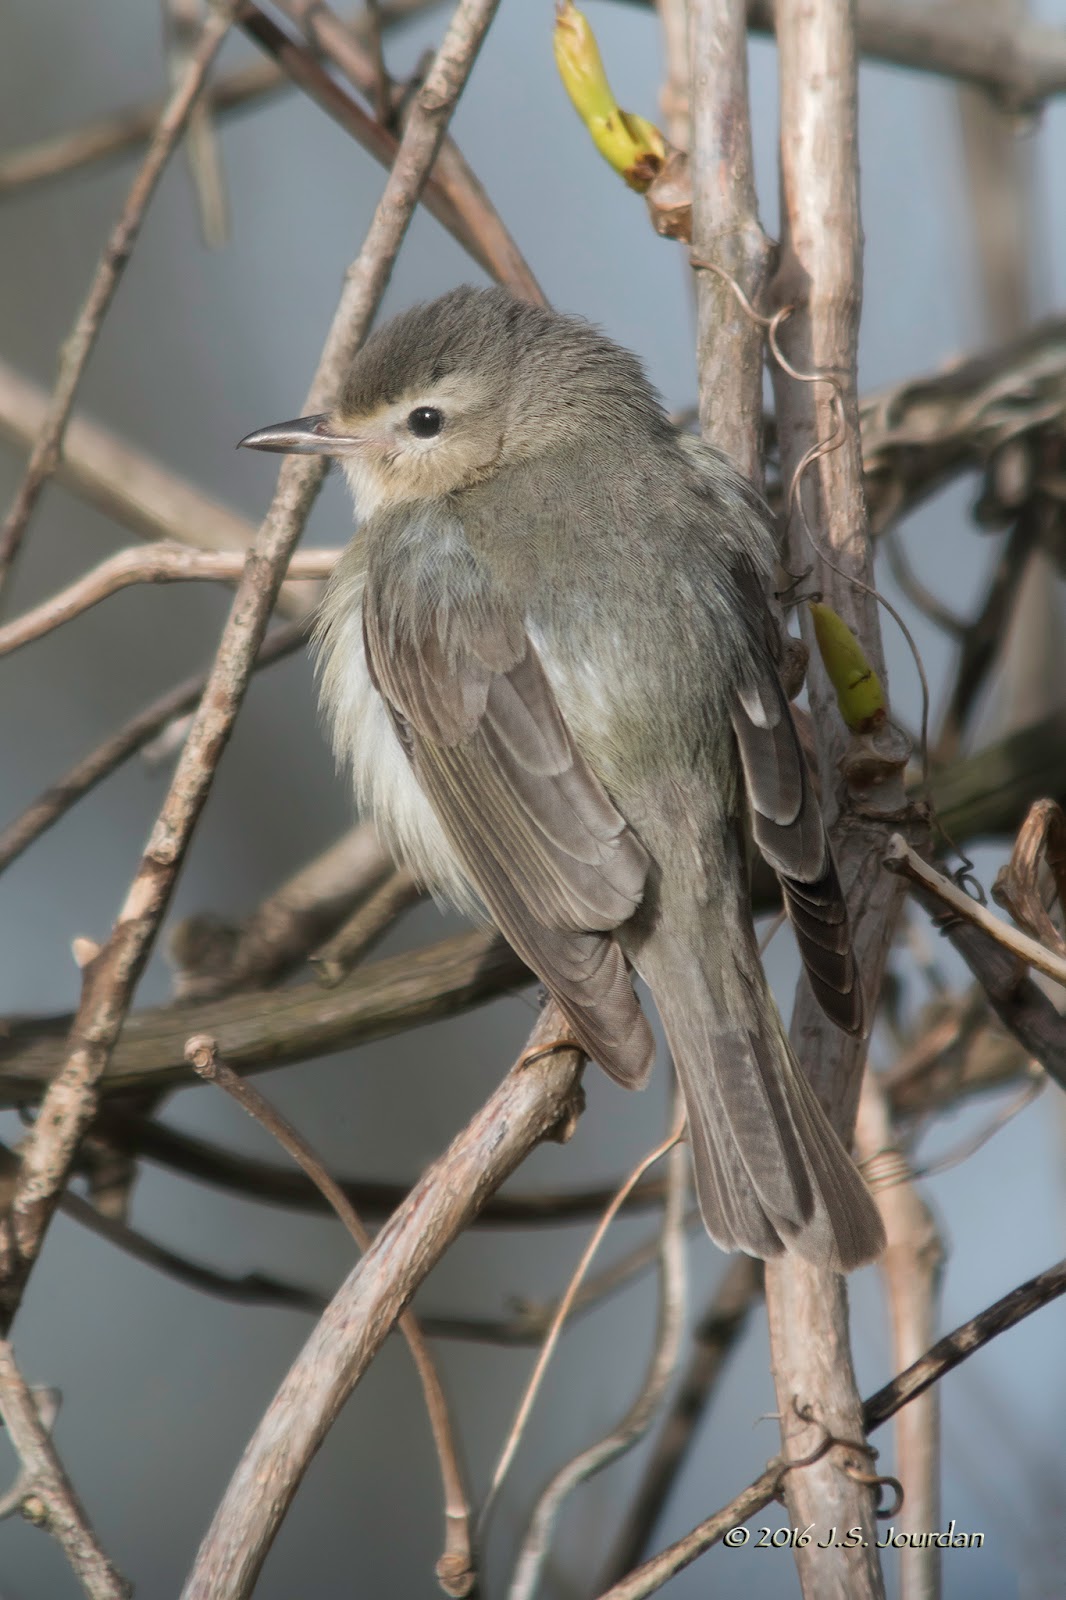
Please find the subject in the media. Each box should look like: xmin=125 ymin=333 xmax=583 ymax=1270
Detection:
xmin=239 ymin=285 xmax=885 ymax=1271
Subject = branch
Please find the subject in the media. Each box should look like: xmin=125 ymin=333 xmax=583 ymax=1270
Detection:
xmin=0 ymin=930 xmax=528 ymax=1108
xmin=0 ymin=1343 xmax=130 ymax=1599
xmin=0 ymin=2 xmax=238 ymax=591
xmin=0 ymin=622 xmax=304 ymax=878
xmin=0 ymin=2 xmax=444 ymax=195
xmin=0 ymin=0 xmax=502 ymax=1330
xmin=884 ymin=835 xmax=1066 ymax=992
xmin=180 ymin=1005 xmax=583 ymax=1600
xmin=854 ymin=1074 xmax=945 ymax=1600
xmin=687 ymin=0 xmax=773 ymax=481
xmin=186 ymin=1037 xmax=474 ymax=1597
xmin=92 ymin=1106 xmax=671 ymax=1226
xmin=597 ymin=1256 xmax=763 ymax=1586
xmin=597 ymin=1255 xmax=1066 ymax=1599
xmin=765 ymin=0 xmax=914 ymax=1590
xmin=0 ymin=545 xmax=336 ymax=659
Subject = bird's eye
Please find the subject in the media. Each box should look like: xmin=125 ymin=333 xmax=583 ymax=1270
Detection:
xmin=407 ymin=406 xmax=443 ymax=439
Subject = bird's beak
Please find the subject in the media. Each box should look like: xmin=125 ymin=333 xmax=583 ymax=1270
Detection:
xmin=237 ymin=413 xmax=347 ymax=455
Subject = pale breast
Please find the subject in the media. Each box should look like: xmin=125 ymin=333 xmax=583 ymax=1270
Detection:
xmin=313 ymin=548 xmax=477 ymax=912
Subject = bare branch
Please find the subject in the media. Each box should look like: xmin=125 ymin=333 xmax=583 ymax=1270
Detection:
xmin=884 ymin=834 xmax=1066 ymax=991
xmin=93 ymin=1105 xmax=673 ymax=1227
xmin=0 ymin=545 xmax=335 ymax=659
xmin=0 ymin=623 xmax=304 ymax=878
xmin=311 ymin=865 xmax=424 ymax=982
xmin=0 ymin=2 xmax=239 ymax=592
xmin=765 ymin=0 xmax=915 ymax=1588
xmin=597 ymin=1255 xmax=1066 ymax=1600
xmin=180 ymin=1004 xmax=584 ymax=1600
xmin=598 ymin=1255 xmax=763 ymax=1586
xmin=0 ymin=1343 xmax=130 ymax=1599
xmin=506 ymin=1123 xmax=688 ymax=1600
xmin=855 ymin=1074 xmax=945 ymax=1600
xmin=0 ymin=358 xmax=320 ymax=618
xmin=186 ymin=1036 xmax=474 ymax=1598
xmin=0 ymin=929 xmax=528 ymax=1109
xmin=687 ymin=0 xmax=773 ymax=481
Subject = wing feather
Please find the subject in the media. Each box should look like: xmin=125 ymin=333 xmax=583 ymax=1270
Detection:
xmin=364 ymin=588 xmax=655 ymax=1086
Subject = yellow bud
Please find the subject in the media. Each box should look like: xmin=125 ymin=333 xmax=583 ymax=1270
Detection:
xmin=553 ymin=2 xmax=666 ymax=193
xmin=809 ymin=602 xmax=887 ymax=734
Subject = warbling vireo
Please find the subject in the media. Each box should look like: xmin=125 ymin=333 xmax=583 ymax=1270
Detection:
xmin=240 ymin=286 xmax=885 ymax=1271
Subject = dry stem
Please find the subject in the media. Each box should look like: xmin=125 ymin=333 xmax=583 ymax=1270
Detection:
xmin=186 ymin=1036 xmax=474 ymax=1596
xmin=0 ymin=545 xmax=336 ymax=659
xmin=0 ymin=2 xmax=239 ymax=592
xmin=180 ymin=1004 xmax=584 ymax=1600
xmin=0 ymin=1343 xmax=130 ymax=1598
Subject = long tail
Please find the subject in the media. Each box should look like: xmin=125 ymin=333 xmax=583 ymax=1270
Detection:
xmin=630 ymin=879 xmax=885 ymax=1272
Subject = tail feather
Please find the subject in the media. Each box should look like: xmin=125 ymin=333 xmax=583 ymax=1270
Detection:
xmin=631 ymin=918 xmax=885 ymax=1272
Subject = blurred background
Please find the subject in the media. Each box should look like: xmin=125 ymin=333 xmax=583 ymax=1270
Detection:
xmin=1 ymin=1 xmax=1065 ymax=1595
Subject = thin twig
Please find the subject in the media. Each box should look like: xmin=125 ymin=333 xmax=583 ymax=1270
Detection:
xmin=93 ymin=1107 xmax=673 ymax=1227
xmin=0 ymin=0 xmax=498 ymax=1331
xmin=0 ymin=1343 xmax=130 ymax=1599
xmin=311 ymin=865 xmax=424 ymax=982
xmin=180 ymin=1002 xmax=583 ymax=1600
xmin=185 ymin=1035 xmax=474 ymax=1597
xmin=0 ymin=2 xmax=239 ymax=594
xmin=284 ymin=0 xmax=545 ymax=303
xmin=884 ymin=834 xmax=1066 ymax=991
xmin=598 ymin=1255 xmax=763 ymax=1586
xmin=58 ymin=1186 xmax=327 ymax=1316
xmin=855 ymin=1073 xmax=945 ymax=1600
xmin=173 ymin=823 xmax=392 ymax=998
xmin=0 ymin=545 xmax=336 ymax=659
xmin=597 ymin=1256 xmax=1066 ymax=1599
xmin=507 ymin=1115 xmax=689 ymax=1600
xmin=480 ymin=1110 xmax=687 ymax=1535
xmin=0 ymin=622 xmax=304 ymax=877
xmin=765 ymin=0 xmax=913 ymax=1590
xmin=0 ymin=356 xmax=320 ymax=619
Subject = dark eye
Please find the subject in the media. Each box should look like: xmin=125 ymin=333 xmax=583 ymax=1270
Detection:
xmin=407 ymin=406 xmax=443 ymax=439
